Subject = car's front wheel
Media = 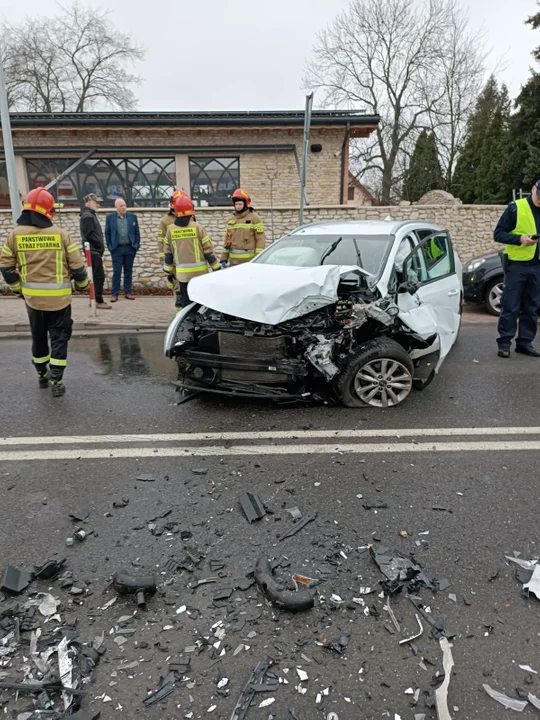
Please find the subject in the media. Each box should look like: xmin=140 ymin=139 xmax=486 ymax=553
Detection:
xmin=334 ymin=338 xmax=414 ymax=408
xmin=485 ymin=277 xmax=503 ymax=316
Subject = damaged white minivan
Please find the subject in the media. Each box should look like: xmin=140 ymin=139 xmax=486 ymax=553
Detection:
xmin=164 ymin=220 xmax=462 ymax=408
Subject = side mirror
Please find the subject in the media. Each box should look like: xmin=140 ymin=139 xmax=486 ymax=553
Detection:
xmin=398 ymin=281 xmax=421 ymax=295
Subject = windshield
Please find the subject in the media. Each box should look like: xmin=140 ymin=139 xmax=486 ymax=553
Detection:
xmin=254 ymin=233 xmax=394 ymax=278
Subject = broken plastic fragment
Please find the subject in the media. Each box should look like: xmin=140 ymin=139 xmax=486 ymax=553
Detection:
xmin=519 ymin=664 xmax=537 ymax=674
xmin=505 ymin=556 xmax=539 ymax=571
xmin=529 ymin=693 xmax=540 ymax=709
xmin=112 ymin=573 xmax=157 ymax=607
xmin=238 ymin=491 xmax=266 ymax=523
xmin=38 ymin=593 xmax=61 ymax=617
xmin=434 ymin=638 xmax=454 ymax=720
xmin=292 ymin=574 xmax=319 ymax=589
xmin=255 ymin=557 xmax=315 ymax=612
xmin=523 ymin=565 xmax=540 ymax=599
xmin=483 ymin=684 xmax=527 ymax=712
xmin=1 ymin=566 xmax=33 ymax=594
xmin=259 ymin=698 xmax=276 ymax=708
xmin=399 ymin=614 xmax=423 ymax=645
xmin=279 ymin=514 xmax=316 ymax=540
xmin=296 ymin=668 xmax=308 ymax=681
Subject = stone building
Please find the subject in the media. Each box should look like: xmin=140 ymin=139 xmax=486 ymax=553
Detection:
xmin=0 ymin=110 xmax=379 ymax=209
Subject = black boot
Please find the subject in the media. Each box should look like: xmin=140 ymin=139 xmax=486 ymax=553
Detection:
xmin=38 ymin=372 xmax=49 ymax=389
xmin=49 ymin=370 xmax=66 ymax=398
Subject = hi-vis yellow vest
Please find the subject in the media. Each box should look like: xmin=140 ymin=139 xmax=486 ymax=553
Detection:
xmin=506 ymin=198 xmax=537 ymax=261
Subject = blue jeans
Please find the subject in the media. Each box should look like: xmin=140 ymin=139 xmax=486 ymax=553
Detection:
xmin=497 ymin=262 xmax=540 ymax=348
xmin=111 ymin=246 xmax=136 ymax=296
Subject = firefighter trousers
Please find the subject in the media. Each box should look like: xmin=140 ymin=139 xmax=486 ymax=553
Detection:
xmin=26 ymin=304 xmax=73 ymax=378
xmin=175 ymin=282 xmax=190 ymax=310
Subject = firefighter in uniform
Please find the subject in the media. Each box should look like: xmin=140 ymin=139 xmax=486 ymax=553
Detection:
xmin=0 ymin=188 xmax=89 ymax=397
xmin=157 ymin=190 xmax=187 ymax=302
xmin=221 ymin=188 xmax=266 ymax=267
xmin=163 ymin=195 xmax=220 ymax=310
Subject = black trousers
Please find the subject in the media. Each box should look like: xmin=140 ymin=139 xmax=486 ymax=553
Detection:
xmin=175 ymin=282 xmax=190 ymax=309
xmin=91 ymin=251 xmax=105 ymax=304
xmin=497 ymin=262 xmax=540 ymax=349
xmin=26 ymin=304 xmax=73 ymax=378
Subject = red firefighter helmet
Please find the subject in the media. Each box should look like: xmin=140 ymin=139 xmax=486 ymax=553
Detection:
xmin=170 ymin=189 xmax=187 ymax=210
xmin=231 ymin=188 xmax=251 ymax=207
xmin=173 ymin=195 xmax=195 ymax=217
xmin=23 ymin=188 xmax=59 ymax=220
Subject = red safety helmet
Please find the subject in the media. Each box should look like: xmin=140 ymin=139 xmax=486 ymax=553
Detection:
xmin=23 ymin=188 xmax=60 ymax=221
xmin=174 ymin=195 xmax=195 ymax=217
xmin=170 ymin=189 xmax=187 ymax=210
xmin=231 ymin=188 xmax=251 ymax=207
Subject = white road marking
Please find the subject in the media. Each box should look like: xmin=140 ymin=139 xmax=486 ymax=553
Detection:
xmin=2 ymin=426 xmax=540 ymax=446
xmin=1 ymin=440 xmax=540 ymax=462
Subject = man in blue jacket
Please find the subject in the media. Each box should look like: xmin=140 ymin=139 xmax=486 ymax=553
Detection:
xmin=105 ymin=198 xmax=141 ymax=301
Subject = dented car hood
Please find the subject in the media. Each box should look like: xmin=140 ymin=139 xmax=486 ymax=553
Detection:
xmin=188 ymin=263 xmax=362 ymax=325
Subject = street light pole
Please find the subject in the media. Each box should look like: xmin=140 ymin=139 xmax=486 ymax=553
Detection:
xmin=299 ymin=92 xmax=314 ymax=227
xmin=0 ymin=49 xmax=20 ymax=226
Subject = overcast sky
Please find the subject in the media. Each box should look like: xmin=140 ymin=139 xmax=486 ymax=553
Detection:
xmin=2 ymin=0 xmax=539 ymax=111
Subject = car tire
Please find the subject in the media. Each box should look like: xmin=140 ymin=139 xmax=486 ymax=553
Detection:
xmin=484 ymin=277 xmax=503 ymax=316
xmin=334 ymin=337 xmax=414 ymax=408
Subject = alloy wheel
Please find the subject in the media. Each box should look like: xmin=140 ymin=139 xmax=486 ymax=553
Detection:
xmin=488 ymin=282 xmax=503 ymax=314
xmin=353 ymin=358 xmax=413 ymax=408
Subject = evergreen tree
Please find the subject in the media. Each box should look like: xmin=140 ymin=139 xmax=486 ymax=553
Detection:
xmin=402 ymin=130 xmax=444 ymax=202
xmin=507 ymin=73 xmax=540 ymax=192
xmin=475 ymin=85 xmax=512 ymax=204
xmin=451 ymin=76 xmax=511 ymax=204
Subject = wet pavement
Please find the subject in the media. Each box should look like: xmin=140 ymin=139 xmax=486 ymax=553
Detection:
xmin=1 ymin=323 xmax=540 ymax=719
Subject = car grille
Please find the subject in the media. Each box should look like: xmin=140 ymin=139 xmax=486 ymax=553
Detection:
xmin=218 ymin=332 xmax=288 ymax=383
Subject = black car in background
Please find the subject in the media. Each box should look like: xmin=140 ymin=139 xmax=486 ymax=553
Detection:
xmin=462 ymin=252 xmax=504 ymax=316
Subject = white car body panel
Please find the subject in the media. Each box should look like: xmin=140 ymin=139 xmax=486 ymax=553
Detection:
xmin=187 ymin=263 xmax=361 ymax=326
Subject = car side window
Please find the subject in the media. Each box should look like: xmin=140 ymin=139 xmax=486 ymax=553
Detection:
xmin=403 ymin=232 xmax=454 ymax=284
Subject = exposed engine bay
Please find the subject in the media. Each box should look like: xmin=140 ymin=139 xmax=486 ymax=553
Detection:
xmin=166 ymin=273 xmax=439 ymax=406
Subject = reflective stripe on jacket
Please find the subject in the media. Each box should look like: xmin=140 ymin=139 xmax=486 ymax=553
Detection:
xmin=505 ymin=198 xmax=537 ymax=261
xmin=221 ymin=210 xmax=266 ymax=266
xmin=0 ymin=224 xmax=88 ymax=311
xmin=164 ymin=220 xmax=220 ymax=284
xmin=157 ymin=212 xmax=176 ymax=261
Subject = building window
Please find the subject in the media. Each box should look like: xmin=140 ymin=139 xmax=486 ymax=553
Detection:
xmin=347 ymin=185 xmax=355 ymax=201
xmin=190 ymin=157 xmax=239 ymax=207
xmin=26 ymin=157 xmax=176 ymax=207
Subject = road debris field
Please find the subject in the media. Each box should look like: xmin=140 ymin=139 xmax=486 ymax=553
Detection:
xmin=2 ymin=327 xmax=540 ymax=718
xmin=1 ymin=447 xmax=540 ymax=720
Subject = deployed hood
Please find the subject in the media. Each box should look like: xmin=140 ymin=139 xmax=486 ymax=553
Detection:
xmin=188 ymin=263 xmax=360 ymax=325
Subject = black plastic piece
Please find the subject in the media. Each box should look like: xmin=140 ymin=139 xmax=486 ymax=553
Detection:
xmin=34 ymin=558 xmax=66 ymax=580
xmin=279 ymin=514 xmax=316 ymax=541
xmin=112 ymin=573 xmax=157 ymax=607
xmin=254 ymin=557 xmax=314 ymax=612
xmin=229 ymin=658 xmax=274 ymax=720
xmin=63 ymin=710 xmax=101 ymax=720
xmin=1 ymin=566 xmax=34 ymax=594
xmin=238 ymin=492 xmax=266 ymax=523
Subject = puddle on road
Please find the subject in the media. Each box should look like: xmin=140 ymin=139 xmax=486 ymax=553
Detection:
xmin=70 ymin=333 xmax=176 ymax=381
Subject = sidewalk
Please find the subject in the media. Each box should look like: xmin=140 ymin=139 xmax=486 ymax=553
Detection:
xmin=0 ymin=296 xmax=175 ymax=335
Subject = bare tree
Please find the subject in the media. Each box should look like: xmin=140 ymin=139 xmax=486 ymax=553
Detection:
xmin=304 ymin=0 xmax=485 ymax=204
xmin=1 ymin=2 xmax=144 ymax=112
xmin=427 ymin=9 xmax=485 ymax=189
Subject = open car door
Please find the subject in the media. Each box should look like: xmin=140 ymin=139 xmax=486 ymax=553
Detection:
xmin=397 ymin=231 xmax=462 ymax=366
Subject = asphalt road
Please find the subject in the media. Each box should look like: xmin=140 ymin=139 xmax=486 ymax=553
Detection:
xmin=1 ymin=320 xmax=540 ymax=720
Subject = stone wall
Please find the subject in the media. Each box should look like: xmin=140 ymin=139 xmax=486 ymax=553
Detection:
xmin=0 ymin=204 xmax=504 ymax=291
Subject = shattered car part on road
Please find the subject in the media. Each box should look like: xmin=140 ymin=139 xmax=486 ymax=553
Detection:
xmin=164 ymin=220 xmax=462 ymax=408
xmin=255 ymin=557 xmax=315 ymax=612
